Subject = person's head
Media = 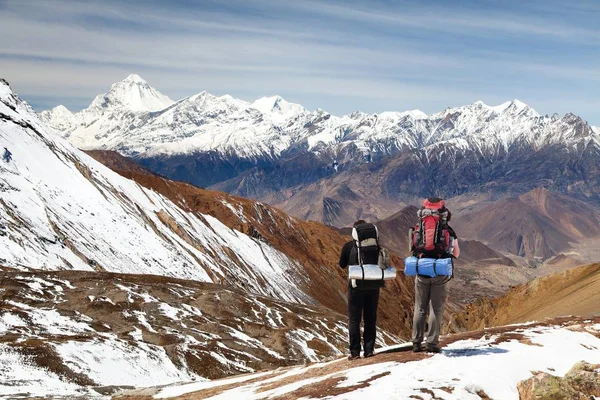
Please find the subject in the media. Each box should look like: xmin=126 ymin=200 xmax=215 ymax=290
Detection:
xmin=426 ymin=197 xmax=443 ymax=203
xmin=353 ymin=219 xmax=366 ymax=227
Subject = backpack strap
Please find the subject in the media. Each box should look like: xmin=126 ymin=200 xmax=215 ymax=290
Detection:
xmin=418 ymin=208 xmax=425 ymax=248
xmin=356 ymin=239 xmax=363 ymax=266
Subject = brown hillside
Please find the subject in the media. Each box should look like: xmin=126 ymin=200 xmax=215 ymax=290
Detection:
xmin=450 ymin=263 xmax=600 ymax=332
xmin=85 ymin=150 xmax=415 ymax=337
xmin=0 ymin=268 xmax=398 ymax=397
xmin=452 ymin=188 xmax=600 ymax=260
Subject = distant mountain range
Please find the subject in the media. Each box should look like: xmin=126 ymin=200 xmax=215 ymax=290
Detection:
xmin=39 ymin=74 xmax=600 ymax=228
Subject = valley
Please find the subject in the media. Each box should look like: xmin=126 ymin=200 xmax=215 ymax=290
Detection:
xmin=1 ymin=75 xmax=599 ymax=398
xmin=3 ymin=1 xmax=600 ymax=398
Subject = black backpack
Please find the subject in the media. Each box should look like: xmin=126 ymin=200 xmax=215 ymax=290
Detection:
xmin=349 ymin=223 xmax=384 ymax=289
xmin=350 ymin=223 xmax=380 ymax=266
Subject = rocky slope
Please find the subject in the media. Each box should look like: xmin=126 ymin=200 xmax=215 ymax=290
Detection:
xmin=0 ymin=268 xmax=399 ymax=399
xmin=451 ymin=263 xmax=600 ymax=333
xmin=83 ymin=150 xmax=416 ymax=336
xmin=40 ymin=75 xmax=600 ymax=227
xmin=116 ymin=317 xmax=600 ymax=400
xmin=1 ymin=79 xmax=416 ymax=338
xmin=1 ymin=78 xmax=312 ymax=304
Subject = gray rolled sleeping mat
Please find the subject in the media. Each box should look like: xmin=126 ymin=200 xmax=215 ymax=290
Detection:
xmin=348 ymin=264 xmax=397 ymax=280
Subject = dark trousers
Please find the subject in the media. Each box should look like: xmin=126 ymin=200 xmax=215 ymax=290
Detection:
xmin=348 ymin=288 xmax=380 ymax=355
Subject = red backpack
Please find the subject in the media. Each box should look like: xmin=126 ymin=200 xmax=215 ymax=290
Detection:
xmin=409 ymin=198 xmax=452 ymax=258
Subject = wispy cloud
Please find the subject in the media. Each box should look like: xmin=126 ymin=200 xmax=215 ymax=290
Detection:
xmin=0 ymin=0 xmax=598 ymax=125
xmin=287 ymin=0 xmax=600 ymax=41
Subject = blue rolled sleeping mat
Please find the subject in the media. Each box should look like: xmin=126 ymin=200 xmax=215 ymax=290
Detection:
xmin=348 ymin=264 xmax=397 ymax=280
xmin=403 ymin=256 xmax=453 ymax=277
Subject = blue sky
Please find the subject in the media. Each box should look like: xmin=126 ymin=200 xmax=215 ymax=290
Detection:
xmin=1 ymin=0 xmax=599 ymax=125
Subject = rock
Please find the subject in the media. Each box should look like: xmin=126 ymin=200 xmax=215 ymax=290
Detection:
xmin=565 ymin=361 xmax=600 ymax=397
xmin=517 ymin=372 xmax=582 ymax=400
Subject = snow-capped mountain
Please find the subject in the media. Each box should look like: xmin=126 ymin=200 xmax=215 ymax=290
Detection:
xmin=38 ymin=105 xmax=75 ymax=131
xmin=41 ymin=74 xmax=598 ymax=162
xmin=39 ymin=75 xmax=600 ymax=225
xmin=40 ymin=74 xmax=174 ymax=150
xmin=88 ymin=73 xmax=173 ymax=112
xmin=0 ymin=78 xmax=318 ymax=303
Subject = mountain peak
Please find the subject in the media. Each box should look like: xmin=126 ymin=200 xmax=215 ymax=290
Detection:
xmin=89 ymin=74 xmax=174 ymax=112
xmin=487 ymin=99 xmax=537 ymax=117
xmin=251 ymin=95 xmax=284 ymax=112
xmin=251 ymin=95 xmax=307 ymax=120
xmin=52 ymin=104 xmax=73 ymax=115
xmin=507 ymin=99 xmax=532 ymax=112
xmin=123 ymin=73 xmax=147 ymax=84
xmin=511 ymin=98 xmax=527 ymax=107
xmin=39 ymin=104 xmax=76 ymax=131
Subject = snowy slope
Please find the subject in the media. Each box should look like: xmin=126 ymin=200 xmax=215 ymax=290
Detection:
xmin=0 ymin=269 xmax=400 ymax=398
xmin=0 ymin=78 xmax=317 ymax=303
xmin=118 ymin=317 xmax=600 ymax=400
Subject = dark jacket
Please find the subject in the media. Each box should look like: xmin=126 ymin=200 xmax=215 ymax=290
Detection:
xmin=339 ymin=240 xmax=384 ymax=291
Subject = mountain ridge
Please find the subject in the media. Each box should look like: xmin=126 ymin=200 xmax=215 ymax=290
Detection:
xmin=40 ymin=75 xmax=598 ymax=159
xmin=37 ymin=75 xmax=600 ymax=227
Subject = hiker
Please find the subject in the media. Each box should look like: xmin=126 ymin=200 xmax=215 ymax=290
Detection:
xmin=409 ymin=198 xmax=460 ymax=353
xmin=339 ymin=220 xmax=385 ymax=360
xmin=3 ymin=147 xmax=12 ymax=163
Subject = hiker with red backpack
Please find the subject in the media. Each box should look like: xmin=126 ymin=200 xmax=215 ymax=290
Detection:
xmin=339 ymin=220 xmax=393 ymax=360
xmin=406 ymin=198 xmax=460 ymax=353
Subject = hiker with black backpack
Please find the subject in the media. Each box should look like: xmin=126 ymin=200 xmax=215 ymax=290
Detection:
xmin=407 ymin=198 xmax=460 ymax=353
xmin=339 ymin=220 xmax=391 ymax=360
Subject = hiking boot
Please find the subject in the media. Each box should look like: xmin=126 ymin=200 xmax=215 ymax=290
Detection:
xmin=425 ymin=344 xmax=441 ymax=353
xmin=364 ymin=352 xmax=375 ymax=358
xmin=348 ymin=354 xmax=360 ymax=360
xmin=412 ymin=342 xmax=423 ymax=353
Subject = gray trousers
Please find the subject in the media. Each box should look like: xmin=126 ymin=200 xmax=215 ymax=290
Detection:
xmin=412 ymin=275 xmax=450 ymax=345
